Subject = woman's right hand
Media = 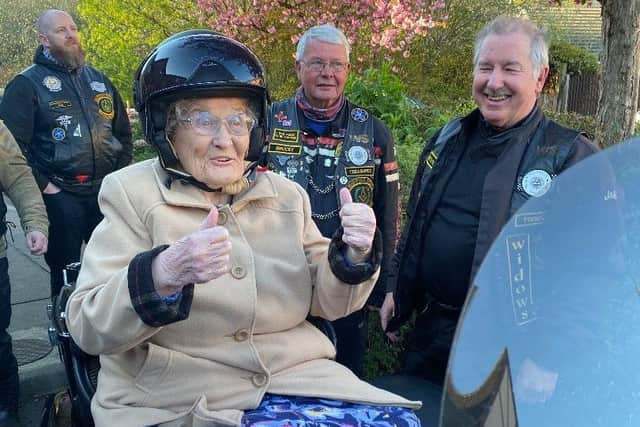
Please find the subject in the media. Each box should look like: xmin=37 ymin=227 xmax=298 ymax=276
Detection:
xmin=152 ymin=206 xmax=231 ymax=295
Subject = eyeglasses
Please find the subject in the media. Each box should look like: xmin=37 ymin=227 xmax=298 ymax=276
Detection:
xmin=301 ymin=60 xmax=349 ymax=73
xmin=180 ymin=111 xmax=256 ymax=137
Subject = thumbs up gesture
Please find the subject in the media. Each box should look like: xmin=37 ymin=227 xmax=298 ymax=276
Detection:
xmin=152 ymin=205 xmax=232 ymax=295
xmin=339 ymin=188 xmax=376 ymax=263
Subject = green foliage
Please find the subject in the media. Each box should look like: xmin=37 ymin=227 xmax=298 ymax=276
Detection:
xmin=132 ymin=143 xmax=156 ymax=163
xmin=414 ymin=0 xmax=543 ymax=106
xmin=363 ymin=312 xmax=414 ymax=380
xmin=544 ymin=110 xmax=598 ymax=140
xmin=0 ymin=0 xmax=78 ymax=87
xmin=77 ymin=0 xmax=202 ymax=104
xmin=345 ymin=63 xmax=445 ymax=147
xmin=550 ymin=39 xmax=599 ymax=75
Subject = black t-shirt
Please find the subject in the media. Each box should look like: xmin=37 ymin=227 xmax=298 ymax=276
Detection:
xmin=419 ymin=119 xmax=515 ymax=307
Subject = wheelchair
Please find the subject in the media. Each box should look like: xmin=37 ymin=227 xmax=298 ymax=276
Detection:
xmin=40 ymin=263 xmax=342 ymax=427
xmin=42 ymin=262 xmax=99 ymax=427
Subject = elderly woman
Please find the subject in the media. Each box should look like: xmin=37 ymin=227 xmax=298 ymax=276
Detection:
xmin=65 ymin=31 xmax=420 ymax=427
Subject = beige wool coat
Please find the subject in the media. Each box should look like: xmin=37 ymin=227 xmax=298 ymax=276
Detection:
xmin=66 ymin=159 xmax=420 ymax=427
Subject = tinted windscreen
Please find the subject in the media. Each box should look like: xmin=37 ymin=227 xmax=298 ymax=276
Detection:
xmin=442 ymin=139 xmax=640 ymax=426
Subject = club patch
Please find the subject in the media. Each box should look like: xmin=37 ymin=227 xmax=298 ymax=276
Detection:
xmin=43 ymin=76 xmax=62 ymax=92
xmin=90 ymin=81 xmax=107 ymax=92
xmin=351 ymin=108 xmax=369 ymax=122
xmin=345 ymin=166 xmax=375 ymax=177
xmin=347 ymin=145 xmax=369 ymax=166
xmin=521 ymin=169 xmax=552 ymax=198
xmin=52 ymin=127 xmax=66 ymax=141
xmin=49 ymin=100 xmax=72 ymax=109
xmin=346 ymin=176 xmax=374 ymax=206
xmin=94 ymin=93 xmax=114 ymax=120
xmin=268 ymin=142 xmax=303 ymax=156
xmin=272 ymin=128 xmax=299 ymax=143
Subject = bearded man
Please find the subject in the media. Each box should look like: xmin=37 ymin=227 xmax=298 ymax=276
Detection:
xmin=0 ymin=9 xmax=132 ymax=299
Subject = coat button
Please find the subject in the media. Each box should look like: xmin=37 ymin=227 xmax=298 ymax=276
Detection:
xmin=251 ymin=373 xmax=267 ymax=387
xmin=234 ymin=328 xmax=250 ymax=341
xmin=231 ymin=265 xmax=246 ymax=279
xmin=217 ymin=211 xmax=228 ymax=225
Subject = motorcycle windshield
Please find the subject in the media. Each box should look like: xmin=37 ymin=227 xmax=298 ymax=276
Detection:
xmin=442 ymin=139 xmax=640 ymax=427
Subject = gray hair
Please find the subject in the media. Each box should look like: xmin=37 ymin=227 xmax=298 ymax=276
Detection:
xmin=473 ymin=16 xmax=549 ymax=77
xmin=296 ymin=24 xmax=350 ymax=61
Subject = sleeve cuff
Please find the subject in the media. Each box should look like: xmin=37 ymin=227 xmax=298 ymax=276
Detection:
xmin=127 ymin=245 xmax=194 ymax=327
xmin=328 ymin=226 xmax=383 ymax=285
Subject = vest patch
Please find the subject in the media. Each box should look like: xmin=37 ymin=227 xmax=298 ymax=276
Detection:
xmin=346 ymin=176 xmax=374 ymax=205
xmin=272 ymin=128 xmax=299 ymax=143
xmin=268 ymin=142 xmax=303 ymax=156
xmin=48 ymin=100 xmax=72 ymax=109
xmin=426 ymin=150 xmax=438 ymax=169
xmin=345 ymin=166 xmax=375 ymax=177
xmin=42 ymin=75 xmax=62 ymax=92
xmin=94 ymin=94 xmax=114 ymax=120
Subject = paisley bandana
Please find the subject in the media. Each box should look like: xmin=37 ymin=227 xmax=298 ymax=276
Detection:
xmin=295 ymin=86 xmax=345 ymax=122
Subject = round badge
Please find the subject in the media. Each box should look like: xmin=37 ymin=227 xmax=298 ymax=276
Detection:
xmin=522 ymin=169 xmax=552 ymax=197
xmin=347 ymin=146 xmax=369 ymax=166
xmin=43 ymin=76 xmax=62 ymax=92
xmin=351 ymin=108 xmax=369 ymax=123
xmin=52 ymin=127 xmax=66 ymax=141
xmin=339 ymin=176 xmax=348 ymax=185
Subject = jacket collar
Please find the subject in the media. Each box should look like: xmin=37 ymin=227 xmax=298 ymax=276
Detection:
xmin=151 ymin=159 xmax=279 ymax=211
xmin=34 ymin=45 xmax=70 ymax=73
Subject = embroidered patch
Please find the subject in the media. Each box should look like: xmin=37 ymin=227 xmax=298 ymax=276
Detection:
xmin=346 ymin=176 xmax=374 ymax=206
xmin=268 ymin=142 xmax=303 ymax=156
xmin=90 ymin=81 xmax=107 ymax=92
xmin=94 ymin=93 xmax=114 ymax=120
xmin=347 ymin=145 xmax=369 ymax=166
xmin=43 ymin=76 xmax=62 ymax=92
xmin=351 ymin=108 xmax=368 ymax=123
xmin=425 ymin=150 xmax=438 ymax=169
xmin=48 ymin=100 xmax=72 ymax=109
xmin=349 ymin=134 xmax=369 ymax=144
xmin=345 ymin=166 xmax=375 ymax=177
xmin=271 ymin=128 xmax=299 ymax=143
xmin=52 ymin=127 xmax=66 ymax=141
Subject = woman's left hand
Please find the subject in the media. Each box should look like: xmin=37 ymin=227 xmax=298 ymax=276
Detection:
xmin=339 ymin=188 xmax=376 ymax=263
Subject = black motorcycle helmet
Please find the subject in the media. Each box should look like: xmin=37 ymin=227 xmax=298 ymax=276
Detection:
xmin=133 ymin=29 xmax=269 ymax=190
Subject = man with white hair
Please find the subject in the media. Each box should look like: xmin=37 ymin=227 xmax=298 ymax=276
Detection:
xmin=381 ymin=16 xmax=598 ymax=385
xmin=264 ymin=24 xmax=399 ymax=378
xmin=0 ymin=9 xmax=131 ymax=301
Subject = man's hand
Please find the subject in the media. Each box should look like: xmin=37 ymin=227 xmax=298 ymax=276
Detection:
xmin=339 ymin=188 xmax=376 ymax=263
xmin=380 ymin=292 xmax=401 ymax=342
xmin=26 ymin=230 xmax=47 ymax=255
xmin=43 ymin=182 xmax=61 ymax=194
xmin=152 ymin=206 xmax=232 ymax=296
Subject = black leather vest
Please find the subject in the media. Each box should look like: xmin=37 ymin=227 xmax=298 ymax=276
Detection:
xmin=267 ymin=99 xmax=377 ymax=208
xmin=419 ymin=116 xmax=580 ymax=216
xmin=20 ymin=63 xmax=123 ymax=192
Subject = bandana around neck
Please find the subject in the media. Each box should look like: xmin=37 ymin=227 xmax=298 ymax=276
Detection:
xmin=295 ymin=86 xmax=345 ymax=122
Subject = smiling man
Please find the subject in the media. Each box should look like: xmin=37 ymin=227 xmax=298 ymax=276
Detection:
xmin=0 ymin=9 xmax=131 ymax=301
xmin=380 ymin=16 xmax=598 ymax=386
xmin=264 ymin=24 xmax=399 ymax=378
